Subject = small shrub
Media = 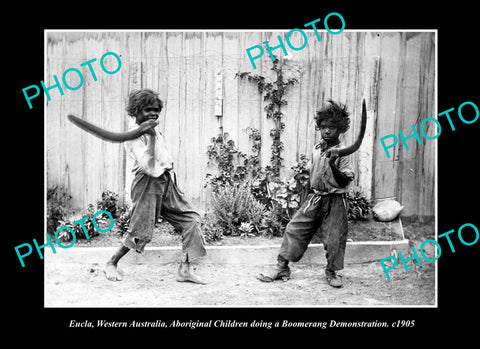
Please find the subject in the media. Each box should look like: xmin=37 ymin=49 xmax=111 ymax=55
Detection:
xmin=205 ymin=124 xmax=310 ymax=240
xmin=346 ymin=189 xmax=371 ymax=221
xmin=291 ymin=154 xmax=310 ymax=203
xmin=250 ymin=155 xmax=310 ymax=221
xmin=116 ymin=204 xmax=131 ymax=236
xmin=55 ymin=204 xmax=99 ymax=242
xmin=210 ymin=182 xmax=257 ymax=235
xmin=246 ymin=199 xmax=268 ymax=234
xmin=59 ymin=217 xmax=97 ymax=242
xmin=239 ymin=222 xmax=255 ymax=238
xmin=201 ymin=212 xmax=225 ymax=243
xmin=54 ymin=192 xmax=125 ymax=243
xmin=47 ymin=185 xmax=72 ymax=235
xmin=96 ymin=189 xmax=120 ymax=218
xmin=205 ymin=132 xmax=250 ymax=190
xmin=261 ymin=206 xmax=286 ymax=237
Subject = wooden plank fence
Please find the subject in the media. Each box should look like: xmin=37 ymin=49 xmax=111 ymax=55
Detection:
xmin=45 ymin=31 xmax=436 ymax=218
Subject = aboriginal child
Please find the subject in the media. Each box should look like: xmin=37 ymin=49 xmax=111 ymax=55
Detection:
xmin=104 ymin=89 xmax=207 ymax=284
xmin=258 ymin=100 xmax=354 ymax=288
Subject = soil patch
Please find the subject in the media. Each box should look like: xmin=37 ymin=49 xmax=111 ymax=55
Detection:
xmin=45 ymin=256 xmax=435 ymax=307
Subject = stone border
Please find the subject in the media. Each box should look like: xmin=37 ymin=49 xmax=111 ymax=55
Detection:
xmin=46 ymin=219 xmax=407 ymax=266
xmin=46 ymin=239 xmax=409 ymax=266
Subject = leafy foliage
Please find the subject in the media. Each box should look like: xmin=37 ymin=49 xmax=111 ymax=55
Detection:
xmin=47 ymin=185 xmax=72 ymax=236
xmin=205 ymin=128 xmax=263 ymax=191
xmin=116 ymin=204 xmax=131 ymax=236
xmin=235 ymin=57 xmax=299 ymax=177
xmin=209 ymin=183 xmax=259 ymax=235
xmin=205 ymin=132 xmax=250 ymax=189
xmin=261 ymin=205 xmax=287 ymax=237
xmin=206 ymin=57 xmax=304 ymax=240
xmin=250 ymin=154 xmax=310 ymax=220
xmin=47 ymin=187 xmax=129 ymax=242
xmin=205 ymin=137 xmax=311 ymax=240
xmin=201 ymin=212 xmax=225 ymax=243
xmin=207 ymin=180 xmax=286 ymax=239
xmin=55 ymin=204 xmax=97 ymax=242
xmin=238 ymin=222 xmax=255 ymax=238
xmin=346 ymin=189 xmax=372 ymax=221
xmin=96 ymin=189 xmax=120 ymax=218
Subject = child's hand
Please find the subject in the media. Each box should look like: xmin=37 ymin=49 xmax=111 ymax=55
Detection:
xmin=139 ymin=119 xmax=158 ymax=136
xmin=328 ymin=153 xmax=338 ymax=167
xmin=327 ymin=149 xmax=339 ymax=167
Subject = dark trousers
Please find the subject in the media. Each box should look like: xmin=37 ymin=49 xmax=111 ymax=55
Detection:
xmin=279 ymin=193 xmax=348 ymax=271
xmin=122 ymin=171 xmax=206 ymax=261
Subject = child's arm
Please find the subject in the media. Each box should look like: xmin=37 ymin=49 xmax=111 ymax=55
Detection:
xmin=328 ymin=154 xmax=351 ymax=187
xmin=142 ymin=133 xmax=156 ymax=172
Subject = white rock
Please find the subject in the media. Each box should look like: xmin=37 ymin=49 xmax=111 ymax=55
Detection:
xmin=372 ymin=199 xmax=404 ymax=222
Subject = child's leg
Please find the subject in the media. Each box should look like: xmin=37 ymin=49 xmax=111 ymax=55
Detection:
xmin=105 ymin=244 xmax=130 ymax=281
xmin=258 ymin=193 xmax=322 ymax=282
xmin=121 ymin=175 xmax=159 ymax=253
xmin=161 ymin=174 xmax=206 ymax=262
xmin=279 ymin=193 xmax=323 ymax=262
xmin=104 ymin=174 xmax=158 ymax=281
xmin=160 ymin=173 xmax=207 ymax=283
xmin=320 ymin=194 xmax=348 ymax=287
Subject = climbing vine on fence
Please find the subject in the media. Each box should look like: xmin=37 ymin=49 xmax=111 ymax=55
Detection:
xmin=205 ymin=127 xmax=262 ymax=190
xmin=204 ymin=58 xmax=311 ymax=238
xmin=235 ymin=57 xmax=299 ymax=178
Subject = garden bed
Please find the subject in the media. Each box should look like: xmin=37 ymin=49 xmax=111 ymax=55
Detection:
xmin=74 ymin=217 xmax=407 ymax=248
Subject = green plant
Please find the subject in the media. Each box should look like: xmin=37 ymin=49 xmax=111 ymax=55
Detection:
xmin=246 ymin=199 xmax=268 ymax=234
xmin=58 ymin=216 xmax=96 ymax=242
xmin=239 ymin=222 xmax=255 ymax=238
xmin=268 ymin=179 xmax=301 ymax=211
xmin=207 ymin=61 xmax=309 ymax=238
xmin=206 ymin=132 xmax=249 ymax=189
xmin=56 ymin=204 xmax=97 ymax=242
xmin=115 ymin=204 xmax=131 ymax=236
xmin=245 ymin=126 xmax=262 ymax=178
xmin=47 ymin=185 xmax=72 ymax=235
xmin=346 ymin=189 xmax=372 ymax=221
xmin=96 ymin=189 xmax=120 ymax=218
xmin=250 ymin=154 xmax=310 ymax=219
xmin=201 ymin=212 xmax=225 ymax=243
xmin=291 ymin=154 xmax=310 ymax=197
xmin=205 ymin=127 xmax=265 ymax=191
xmin=210 ymin=182 xmax=262 ymax=236
xmin=54 ymin=194 xmax=125 ymax=243
xmin=261 ymin=206 xmax=287 ymax=237
xmin=236 ymin=57 xmax=300 ymax=177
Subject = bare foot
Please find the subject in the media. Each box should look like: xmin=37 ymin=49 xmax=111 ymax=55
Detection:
xmin=177 ymin=263 xmax=208 ymax=285
xmin=104 ymin=263 xmax=123 ymax=281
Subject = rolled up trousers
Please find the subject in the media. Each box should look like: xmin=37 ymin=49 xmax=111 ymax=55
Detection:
xmin=122 ymin=171 xmax=206 ymax=261
xmin=279 ymin=192 xmax=348 ymax=271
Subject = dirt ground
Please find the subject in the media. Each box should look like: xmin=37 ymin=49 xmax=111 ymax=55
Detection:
xmin=45 ymin=219 xmax=436 ymax=307
xmin=45 ymin=257 xmax=435 ymax=307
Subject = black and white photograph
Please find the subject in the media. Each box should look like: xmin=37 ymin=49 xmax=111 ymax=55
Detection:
xmin=43 ymin=30 xmax=436 ymax=307
xmin=6 ymin=5 xmax=479 ymax=341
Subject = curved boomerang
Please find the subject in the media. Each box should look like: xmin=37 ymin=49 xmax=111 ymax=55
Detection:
xmin=328 ymin=99 xmax=368 ymax=157
xmin=67 ymin=114 xmax=155 ymax=143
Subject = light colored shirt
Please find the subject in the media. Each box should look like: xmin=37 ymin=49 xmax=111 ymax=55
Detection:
xmin=124 ymin=127 xmax=173 ymax=177
xmin=308 ymin=140 xmax=355 ymax=194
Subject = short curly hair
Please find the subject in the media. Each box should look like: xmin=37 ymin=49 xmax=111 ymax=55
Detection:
xmin=315 ymin=100 xmax=350 ymax=134
xmin=126 ymin=89 xmax=163 ymax=117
